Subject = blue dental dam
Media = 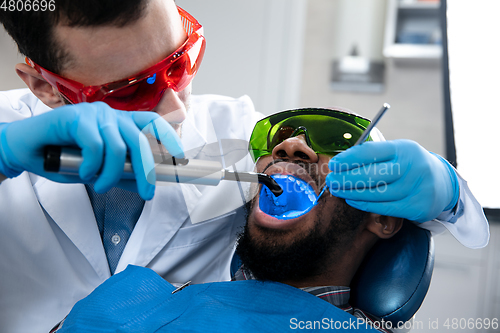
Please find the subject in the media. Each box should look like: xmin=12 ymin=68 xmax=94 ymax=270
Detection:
xmin=259 ymin=174 xmax=326 ymax=220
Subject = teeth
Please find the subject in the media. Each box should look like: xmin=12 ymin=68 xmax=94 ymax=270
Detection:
xmin=268 ymin=174 xmax=316 ymax=203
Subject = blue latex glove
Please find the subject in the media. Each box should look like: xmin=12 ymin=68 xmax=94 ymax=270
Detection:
xmin=326 ymin=139 xmax=459 ymax=222
xmin=0 ymin=102 xmax=183 ymax=200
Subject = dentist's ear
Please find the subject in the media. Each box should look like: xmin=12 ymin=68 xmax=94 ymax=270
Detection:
xmin=15 ymin=63 xmax=66 ymax=109
xmin=366 ymin=214 xmax=403 ymax=239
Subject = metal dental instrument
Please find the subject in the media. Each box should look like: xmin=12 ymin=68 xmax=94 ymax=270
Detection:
xmin=353 ymin=103 xmax=391 ymax=146
xmin=43 ymin=146 xmax=283 ymax=196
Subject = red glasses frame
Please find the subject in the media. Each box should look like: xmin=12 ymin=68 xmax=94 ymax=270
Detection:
xmin=27 ymin=6 xmax=206 ymax=111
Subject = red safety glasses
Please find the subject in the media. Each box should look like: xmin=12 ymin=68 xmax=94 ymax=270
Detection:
xmin=26 ymin=6 xmax=205 ymax=111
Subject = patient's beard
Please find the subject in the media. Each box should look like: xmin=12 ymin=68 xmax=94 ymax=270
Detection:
xmin=236 ymin=197 xmax=367 ymax=283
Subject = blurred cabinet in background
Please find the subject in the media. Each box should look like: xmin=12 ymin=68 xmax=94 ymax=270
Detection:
xmin=384 ymin=0 xmax=442 ymax=60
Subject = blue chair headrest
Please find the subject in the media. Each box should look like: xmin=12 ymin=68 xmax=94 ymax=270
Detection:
xmin=350 ymin=221 xmax=434 ymax=323
xmin=231 ymin=221 xmax=434 ymax=325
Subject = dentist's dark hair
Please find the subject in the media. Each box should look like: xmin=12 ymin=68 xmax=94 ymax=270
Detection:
xmin=0 ymin=0 xmax=149 ymax=74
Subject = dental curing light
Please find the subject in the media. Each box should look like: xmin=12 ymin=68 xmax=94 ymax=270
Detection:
xmin=43 ymin=146 xmax=283 ymax=196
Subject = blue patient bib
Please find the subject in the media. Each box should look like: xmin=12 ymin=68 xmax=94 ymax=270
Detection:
xmin=57 ymin=265 xmax=375 ymax=332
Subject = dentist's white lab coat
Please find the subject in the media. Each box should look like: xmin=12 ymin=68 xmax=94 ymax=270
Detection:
xmin=0 ymin=90 xmax=260 ymax=333
xmin=0 ymin=89 xmax=489 ymax=333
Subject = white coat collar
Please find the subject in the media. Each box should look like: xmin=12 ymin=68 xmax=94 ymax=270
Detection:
xmin=31 ymin=176 xmax=111 ymax=280
xmin=116 ymin=111 xmax=210 ymax=272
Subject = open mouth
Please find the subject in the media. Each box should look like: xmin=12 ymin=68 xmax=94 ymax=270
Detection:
xmin=259 ymin=174 xmax=323 ymax=220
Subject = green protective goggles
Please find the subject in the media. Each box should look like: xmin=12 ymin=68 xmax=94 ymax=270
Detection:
xmin=249 ymin=108 xmax=372 ymax=162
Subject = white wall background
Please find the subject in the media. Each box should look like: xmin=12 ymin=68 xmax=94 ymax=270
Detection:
xmin=447 ymin=0 xmax=500 ymax=209
xmin=177 ymin=0 xmax=308 ymax=115
xmin=0 ymin=28 xmax=24 ymax=91
xmin=331 ymin=0 xmax=387 ymax=61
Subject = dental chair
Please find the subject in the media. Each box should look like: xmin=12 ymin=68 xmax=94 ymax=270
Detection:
xmin=231 ymin=220 xmax=434 ymax=326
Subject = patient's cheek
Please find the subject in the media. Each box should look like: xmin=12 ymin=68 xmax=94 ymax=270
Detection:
xmin=318 ymin=156 xmax=333 ymax=178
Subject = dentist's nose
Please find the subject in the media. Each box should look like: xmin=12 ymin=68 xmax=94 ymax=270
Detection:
xmin=153 ymin=88 xmax=187 ymax=124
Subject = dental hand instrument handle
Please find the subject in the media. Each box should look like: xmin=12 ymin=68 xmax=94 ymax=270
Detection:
xmin=353 ymin=103 xmax=391 ymax=146
xmin=43 ymin=146 xmax=283 ymax=196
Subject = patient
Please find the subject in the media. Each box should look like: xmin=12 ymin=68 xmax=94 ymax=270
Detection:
xmin=52 ymin=108 xmax=409 ymax=333
xmin=233 ymin=107 xmax=402 ymax=331
xmin=234 ymin=129 xmax=401 ymax=328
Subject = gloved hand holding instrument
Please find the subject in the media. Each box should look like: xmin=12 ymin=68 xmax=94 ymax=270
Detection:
xmin=326 ymin=104 xmax=460 ymax=222
xmin=0 ymin=102 xmax=183 ymax=200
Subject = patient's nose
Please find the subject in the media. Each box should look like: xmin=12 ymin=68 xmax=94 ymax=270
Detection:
xmin=271 ymin=135 xmax=319 ymax=163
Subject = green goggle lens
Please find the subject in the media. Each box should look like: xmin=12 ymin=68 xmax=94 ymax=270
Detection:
xmin=249 ymin=108 xmax=372 ymax=161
